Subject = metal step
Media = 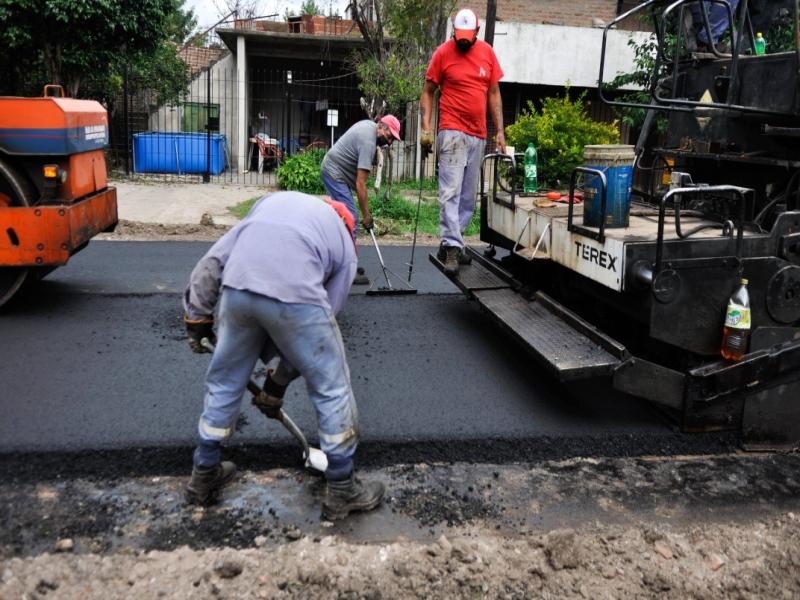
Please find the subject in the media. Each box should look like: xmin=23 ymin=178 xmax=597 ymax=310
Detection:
xmin=430 ymin=246 xmax=626 ymax=380
xmin=428 ymin=248 xmax=511 ymax=293
xmin=473 ymin=289 xmax=625 ymax=380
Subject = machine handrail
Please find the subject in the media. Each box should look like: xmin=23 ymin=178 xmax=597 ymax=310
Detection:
xmin=597 ymin=0 xmax=791 ymax=118
xmin=568 ymin=167 xmax=609 ymax=244
xmin=481 ymin=152 xmax=518 ymax=210
xmin=655 ymin=185 xmax=751 ymax=276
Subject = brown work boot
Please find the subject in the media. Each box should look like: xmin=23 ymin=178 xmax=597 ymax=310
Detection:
xmin=322 ymin=474 xmax=385 ymax=521
xmin=438 ymin=242 xmax=471 ymax=265
xmin=443 ymin=246 xmax=460 ymax=275
xmin=458 ymin=248 xmax=472 ymax=265
xmin=185 ymin=461 xmax=237 ymax=506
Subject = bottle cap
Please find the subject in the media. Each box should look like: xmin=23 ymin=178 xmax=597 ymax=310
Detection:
xmin=741 ymin=278 xmax=749 ymax=285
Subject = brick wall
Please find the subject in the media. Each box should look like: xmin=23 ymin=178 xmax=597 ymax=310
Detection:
xmin=458 ymin=0 xmax=642 ymax=29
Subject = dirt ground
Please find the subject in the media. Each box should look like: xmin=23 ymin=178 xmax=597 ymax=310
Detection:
xmin=3 ymin=515 xmax=799 ymax=600
xmin=96 ymin=219 xmax=449 ymax=246
xmin=3 ymin=455 xmax=800 ymax=599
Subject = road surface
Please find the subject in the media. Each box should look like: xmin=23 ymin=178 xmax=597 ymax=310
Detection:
xmin=0 ymin=242 xmax=734 ymax=464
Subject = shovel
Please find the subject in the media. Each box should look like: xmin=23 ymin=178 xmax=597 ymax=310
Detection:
xmin=199 ymin=337 xmax=328 ymax=473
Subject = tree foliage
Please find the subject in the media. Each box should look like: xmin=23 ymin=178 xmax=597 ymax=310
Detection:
xmin=605 ymin=34 xmax=669 ymax=131
xmin=505 ymin=91 xmax=620 ymax=186
xmin=347 ymin=0 xmax=456 ymax=118
xmin=300 ymin=0 xmax=322 ymax=16
xmin=0 ymin=0 xmax=193 ymax=101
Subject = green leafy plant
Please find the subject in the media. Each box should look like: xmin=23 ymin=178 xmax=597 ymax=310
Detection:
xmin=505 ymin=91 xmax=620 ymax=187
xmin=276 ymin=149 xmax=327 ymax=194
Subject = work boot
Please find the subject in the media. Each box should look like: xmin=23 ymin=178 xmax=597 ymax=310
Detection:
xmin=443 ymin=246 xmax=460 ymax=275
xmin=458 ymin=248 xmax=472 ymax=265
xmin=322 ymin=474 xmax=385 ymax=521
xmin=353 ymin=266 xmax=369 ymax=285
xmin=185 ymin=461 xmax=237 ymax=506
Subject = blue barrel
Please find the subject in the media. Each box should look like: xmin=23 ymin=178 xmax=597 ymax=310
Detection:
xmin=582 ymin=145 xmax=635 ymax=228
xmin=133 ymin=132 xmax=226 ymax=175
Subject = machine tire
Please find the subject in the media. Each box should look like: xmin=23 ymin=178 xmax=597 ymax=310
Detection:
xmin=0 ymin=157 xmax=36 ymax=309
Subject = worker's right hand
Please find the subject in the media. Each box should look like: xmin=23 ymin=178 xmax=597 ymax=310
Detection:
xmin=420 ymin=129 xmax=434 ymax=150
xmin=253 ymin=372 xmax=289 ymax=419
xmin=184 ymin=315 xmax=215 ymax=354
xmin=362 ymin=214 xmax=374 ymax=231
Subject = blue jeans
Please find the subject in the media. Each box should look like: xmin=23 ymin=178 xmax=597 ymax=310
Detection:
xmin=437 ymin=130 xmax=486 ymax=249
xmin=193 ymin=287 xmax=359 ymax=480
xmin=691 ymin=0 xmax=739 ymax=45
xmin=322 ymin=172 xmax=358 ymax=238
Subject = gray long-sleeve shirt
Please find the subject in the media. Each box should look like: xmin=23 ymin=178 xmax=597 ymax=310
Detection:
xmin=183 ymin=192 xmax=357 ymax=320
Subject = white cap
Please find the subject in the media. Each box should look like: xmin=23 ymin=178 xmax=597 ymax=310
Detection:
xmin=453 ymin=8 xmax=479 ymax=39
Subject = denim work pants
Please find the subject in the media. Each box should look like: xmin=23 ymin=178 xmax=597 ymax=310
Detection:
xmin=691 ymin=0 xmax=739 ymax=45
xmin=321 ymin=172 xmax=358 ymax=238
xmin=193 ymin=287 xmax=359 ymax=480
xmin=437 ymin=129 xmax=486 ymax=249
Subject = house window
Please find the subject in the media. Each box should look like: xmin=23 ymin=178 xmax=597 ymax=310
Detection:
xmin=182 ymin=102 xmax=220 ymax=133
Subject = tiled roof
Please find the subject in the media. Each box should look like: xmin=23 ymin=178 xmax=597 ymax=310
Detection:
xmin=178 ymin=45 xmax=229 ymax=76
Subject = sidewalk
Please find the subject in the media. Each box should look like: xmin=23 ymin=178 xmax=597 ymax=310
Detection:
xmin=113 ymin=180 xmax=272 ymax=226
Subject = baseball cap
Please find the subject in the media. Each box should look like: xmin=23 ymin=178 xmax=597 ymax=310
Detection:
xmin=453 ymin=8 xmax=479 ymax=40
xmin=323 ymin=197 xmax=356 ymax=242
xmin=379 ymin=114 xmax=402 ymax=141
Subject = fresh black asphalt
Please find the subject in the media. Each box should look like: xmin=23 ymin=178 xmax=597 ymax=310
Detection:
xmin=0 ymin=242 xmax=735 ymax=462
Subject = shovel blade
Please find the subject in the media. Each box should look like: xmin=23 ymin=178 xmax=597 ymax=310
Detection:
xmin=306 ymin=447 xmax=329 ymax=472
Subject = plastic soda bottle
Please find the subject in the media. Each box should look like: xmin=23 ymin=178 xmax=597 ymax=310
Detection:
xmin=754 ymin=32 xmax=766 ymax=55
xmin=524 ymin=142 xmax=538 ymax=193
xmin=720 ymin=278 xmax=751 ymax=361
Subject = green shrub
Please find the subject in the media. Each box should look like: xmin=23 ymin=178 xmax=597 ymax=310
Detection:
xmin=276 ymin=148 xmax=326 ymax=194
xmin=505 ymin=91 xmax=620 ymax=187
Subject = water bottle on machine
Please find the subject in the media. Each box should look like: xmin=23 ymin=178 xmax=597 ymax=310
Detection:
xmin=754 ymin=32 xmax=766 ymax=56
xmin=524 ymin=142 xmax=538 ymax=194
xmin=720 ymin=278 xmax=751 ymax=361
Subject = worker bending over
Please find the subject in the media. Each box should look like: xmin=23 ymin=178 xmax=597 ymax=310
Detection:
xmin=182 ymin=191 xmax=384 ymax=521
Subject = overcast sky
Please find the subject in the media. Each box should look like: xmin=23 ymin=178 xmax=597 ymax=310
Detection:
xmin=185 ymin=0 xmax=352 ymax=29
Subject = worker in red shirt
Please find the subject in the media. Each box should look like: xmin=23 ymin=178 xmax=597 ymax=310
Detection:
xmin=420 ymin=8 xmax=506 ymax=274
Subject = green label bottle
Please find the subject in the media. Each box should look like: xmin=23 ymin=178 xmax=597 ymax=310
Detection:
xmin=524 ymin=142 xmax=538 ymax=193
xmin=754 ymin=32 xmax=766 ymax=55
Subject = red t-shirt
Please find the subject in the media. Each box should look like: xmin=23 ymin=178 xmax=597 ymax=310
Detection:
xmin=425 ymin=39 xmax=504 ymax=139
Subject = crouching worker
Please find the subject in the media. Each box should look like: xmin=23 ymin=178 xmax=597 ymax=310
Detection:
xmin=182 ymin=191 xmax=384 ymax=520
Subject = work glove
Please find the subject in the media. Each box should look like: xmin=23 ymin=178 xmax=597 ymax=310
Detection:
xmin=420 ymin=129 xmax=434 ymax=150
xmin=252 ymin=371 xmax=289 ymax=419
xmin=184 ymin=315 xmax=215 ymax=353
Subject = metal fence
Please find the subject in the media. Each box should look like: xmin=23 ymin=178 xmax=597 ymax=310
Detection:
xmin=106 ymin=64 xmax=424 ymax=186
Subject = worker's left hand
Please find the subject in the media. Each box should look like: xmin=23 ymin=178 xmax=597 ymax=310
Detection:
xmin=184 ymin=315 xmax=215 ymax=353
xmin=495 ymin=131 xmax=507 ymax=155
xmin=362 ymin=214 xmax=374 ymax=231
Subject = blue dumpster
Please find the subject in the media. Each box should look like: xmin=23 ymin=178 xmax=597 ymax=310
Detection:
xmin=132 ymin=132 xmax=226 ymax=175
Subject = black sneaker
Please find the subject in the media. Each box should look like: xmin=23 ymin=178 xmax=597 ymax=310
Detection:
xmin=322 ymin=474 xmax=385 ymax=521
xmin=185 ymin=461 xmax=237 ymax=506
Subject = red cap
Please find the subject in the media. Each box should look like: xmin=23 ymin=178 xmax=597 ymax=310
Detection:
xmin=453 ymin=8 xmax=479 ymax=40
xmin=379 ymin=114 xmax=402 ymax=141
xmin=323 ymin=197 xmax=356 ymax=243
